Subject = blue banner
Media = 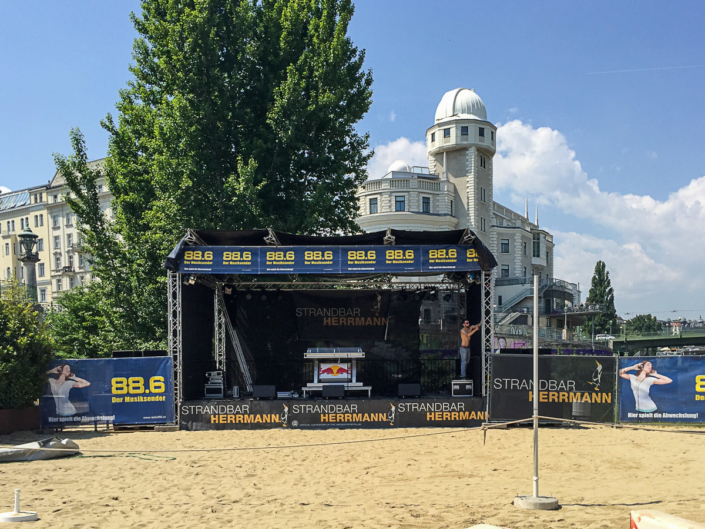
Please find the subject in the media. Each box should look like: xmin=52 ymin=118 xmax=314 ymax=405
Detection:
xmin=40 ymin=357 xmax=174 ymax=427
xmin=618 ymin=356 xmax=705 ymax=423
xmin=177 ymin=245 xmax=482 ymax=275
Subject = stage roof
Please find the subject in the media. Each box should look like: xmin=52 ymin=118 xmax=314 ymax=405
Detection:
xmin=164 ymin=228 xmax=497 ymax=275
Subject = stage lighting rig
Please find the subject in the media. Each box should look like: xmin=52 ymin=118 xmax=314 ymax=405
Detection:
xmin=443 ymin=293 xmax=452 ymax=302
xmin=260 ymin=287 xmax=267 ymax=300
xmin=186 ymin=274 xmax=196 ymax=285
xmin=224 ymin=286 xmax=232 ymax=295
xmin=245 ymin=290 xmax=253 ymax=300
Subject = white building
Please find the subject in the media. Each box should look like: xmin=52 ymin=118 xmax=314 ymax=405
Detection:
xmin=356 ymin=88 xmax=580 ymax=325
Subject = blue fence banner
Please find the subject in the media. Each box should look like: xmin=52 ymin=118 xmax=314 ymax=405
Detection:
xmin=177 ymin=245 xmax=482 ymax=275
xmin=40 ymin=357 xmax=174 ymax=427
xmin=618 ymin=356 xmax=705 ymax=423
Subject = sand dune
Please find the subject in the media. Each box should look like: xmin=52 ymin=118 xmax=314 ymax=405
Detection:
xmin=1 ymin=425 xmax=704 ymax=528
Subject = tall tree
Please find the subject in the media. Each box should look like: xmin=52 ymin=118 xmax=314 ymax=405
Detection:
xmin=626 ymin=314 xmax=662 ymax=335
xmin=586 ymin=260 xmax=617 ymax=334
xmin=53 ymin=0 xmax=373 ymax=354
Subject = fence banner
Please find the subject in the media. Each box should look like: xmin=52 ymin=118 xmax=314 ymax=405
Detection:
xmin=180 ymin=397 xmax=487 ymax=430
xmin=489 ymin=354 xmax=616 ymax=422
xmin=40 ymin=357 xmax=174 ymax=427
xmin=618 ymin=356 xmax=705 ymax=423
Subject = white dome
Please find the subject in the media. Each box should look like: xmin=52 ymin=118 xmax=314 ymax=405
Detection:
xmin=435 ymin=88 xmax=487 ymax=122
xmin=387 ymin=160 xmax=411 ymax=173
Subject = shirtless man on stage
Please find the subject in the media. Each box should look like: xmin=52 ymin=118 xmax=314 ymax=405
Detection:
xmin=459 ymin=320 xmax=479 ymax=379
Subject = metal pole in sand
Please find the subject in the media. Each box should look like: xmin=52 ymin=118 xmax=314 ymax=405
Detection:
xmin=514 ymin=274 xmax=559 ymax=510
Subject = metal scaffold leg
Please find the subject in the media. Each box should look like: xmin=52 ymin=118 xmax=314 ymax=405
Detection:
xmin=167 ymin=271 xmax=182 ymax=424
xmin=481 ymin=271 xmax=494 ymax=397
xmin=216 ymin=287 xmax=253 ymax=392
xmin=214 ymin=289 xmax=226 ymax=371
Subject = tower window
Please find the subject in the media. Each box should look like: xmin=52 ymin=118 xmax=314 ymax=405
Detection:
xmin=369 ymin=197 xmax=378 ymax=214
xmin=431 ymin=132 xmax=435 ymax=142
xmin=523 ymin=242 xmax=527 ymax=256
xmin=422 ymin=197 xmax=430 ymax=213
xmin=533 ymin=232 xmax=541 ymax=258
xmin=450 ymin=200 xmax=454 ymax=216
xmin=479 ymin=127 xmax=485 ymax=137
xmin=501 ymin=265 xmax=510 ymax=278
xmin=491 ymin=130 xmax=495 ymax=141
xmin=443 ymin=128 xmax=450 ymax=138
xmin=498 ymin=295 xmax=503 ymax=306
xmin=461 ymin=126 xmax=468 ymax=136
xmin=480 ymin=187 xmax=486 ymax=202
xmin=395 ymin=196 xmax=405 ymax=212
xmin=501 ymin=239 xmax=509 ymax=253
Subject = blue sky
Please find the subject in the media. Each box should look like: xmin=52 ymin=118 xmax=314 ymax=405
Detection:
xmin=1 ymin=1 xmax=704 ymax=318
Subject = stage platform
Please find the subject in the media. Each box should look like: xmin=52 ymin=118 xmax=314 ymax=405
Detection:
xmin=179 ymin=396 xmax=487 ymax=430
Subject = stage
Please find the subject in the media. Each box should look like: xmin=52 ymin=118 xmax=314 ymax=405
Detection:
xmin=180 ymin=396 xmax=487 ymax=430
xmin=164 ymin=228 xmax=498 ymax=429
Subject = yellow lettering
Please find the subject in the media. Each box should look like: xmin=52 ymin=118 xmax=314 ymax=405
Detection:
xmin=227 ymin=415 xmax=235 ymax=423
xmin=539 ymin=392 xmax=548 ymax=402
xmin=353 ymin=414 xmax=362 ymax=421
xmin=602 ymin=393 xmax=612 ymax=404
xmin=211 ymin=415 xmax=218 ymax=423
xmin=549 ymin=392 xmax=558 ymax=402
xmin=345 ymin=414 xmax=352 ymax=422
xmin=559 ymin=392 xmax=568 ymax=402
xmin=337 ymin=414 xmax=344 ymax=422
xmin=236 ymin=415 xmax=243 ymax=423
xmin=363 ymin=414 xmax=370 ymax=421
xmin=427 ymin=412 xmax=434 ymax=421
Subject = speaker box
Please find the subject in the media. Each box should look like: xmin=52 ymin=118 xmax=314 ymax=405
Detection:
xmin=253 ymin=385 xmax=276 ymax=399
xmin=398 ymin=383 xmax=421 ymax=398
xmin=322 ymin=385 xmax=345 ymax=398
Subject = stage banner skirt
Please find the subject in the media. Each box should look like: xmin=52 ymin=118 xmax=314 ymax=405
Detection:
xmin=179 ymin=397 xmax=487 ymax=430
xmin=619 ymin=356 xmax=705 ymax=423
xmin=489 ymin=354 xmax=616 ymax=423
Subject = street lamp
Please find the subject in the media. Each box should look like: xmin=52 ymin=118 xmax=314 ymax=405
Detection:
xmin=18 ymin=227 xmax=40 ymax=303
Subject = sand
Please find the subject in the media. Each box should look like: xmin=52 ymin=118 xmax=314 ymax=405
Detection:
xmin=1 ymin=425 xmax=704 ymax=528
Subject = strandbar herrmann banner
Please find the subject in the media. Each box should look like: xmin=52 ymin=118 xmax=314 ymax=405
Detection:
xmin=177 ymin=245 xmax=481 ymax=275
xmin=489 ymin=355 xmax=616 ymax=422
xmin=180 ymin=398 xmax=487 ymax=430
xmin=40 ymin=357 xmax=174 ymax=427
xmin=618 ymin=356 xmax=705 ymax=423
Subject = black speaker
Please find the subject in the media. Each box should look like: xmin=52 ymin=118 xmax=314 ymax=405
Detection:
xmin=322 ymin=385 xmax=345 ymax=398
xmin=253 ymin=385 xmax=276 ymax=399
xmin=398 ymin=383 xmax=421 ymax=397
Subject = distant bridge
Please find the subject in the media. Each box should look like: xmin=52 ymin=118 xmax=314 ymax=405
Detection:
xmin=611 ymin=329 xmax=705 ymax=353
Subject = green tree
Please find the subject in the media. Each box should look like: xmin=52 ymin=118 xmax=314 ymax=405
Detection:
xmin=0 ymin=280 xmax=53 ymax=409
xmin=586 ymin=260 xmax=617 ymax=334
xmin=626 ymin=314 xmax=662 ymax=335
xmin=53 ymin=0 xmax=373 ymax=354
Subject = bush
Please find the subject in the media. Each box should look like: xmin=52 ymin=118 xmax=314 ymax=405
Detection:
xmin=0 ymin=281 xmax=53 ymax=409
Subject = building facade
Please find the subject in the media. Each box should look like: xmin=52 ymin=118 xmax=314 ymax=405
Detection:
xmin=0 ymin=160 xmax=111 ymax=306
xmin=356 ymin=88 xmax=580 ymax=325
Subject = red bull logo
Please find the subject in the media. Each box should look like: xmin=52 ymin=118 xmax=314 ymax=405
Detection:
xmin=319 ymin=365 xmax=350 ymax=376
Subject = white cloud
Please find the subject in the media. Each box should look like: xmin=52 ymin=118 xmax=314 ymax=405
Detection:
xmin=366 ymin=137 xmax=427 ymax=179
xmin=495 ymin=120 xmax=705 ymax=313
xmin=0 ymin=186 xmax=10 ymax=194
xmin=389 ymin=110 xmax=396 ymax=122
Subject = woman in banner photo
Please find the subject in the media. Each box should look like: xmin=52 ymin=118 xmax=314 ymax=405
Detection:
xmin=46 ymin=364 xmax=90 ymax=416
xmin=619 ymin=361 xmax=672 ymax=413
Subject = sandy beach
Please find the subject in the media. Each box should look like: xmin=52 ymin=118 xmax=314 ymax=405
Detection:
xmin=1 ymin=425 xmax=704 ymax=528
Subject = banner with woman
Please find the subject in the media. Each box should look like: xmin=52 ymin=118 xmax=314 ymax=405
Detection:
xmin=618 ymin=356 xmax=705 ymax=423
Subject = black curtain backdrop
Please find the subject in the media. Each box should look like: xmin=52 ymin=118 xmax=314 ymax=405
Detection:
xmin=182 ymin=283 xmax=216 ymax=400
xmin=228 ymin=289 xmax=423 ymax=392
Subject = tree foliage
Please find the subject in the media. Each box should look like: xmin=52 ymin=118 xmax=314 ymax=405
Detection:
xmin=0 ymin=280 xmax=53 ymax=409
xmin=626 ymin=314 xmax=662 ymax=335
xmin=53 ymin=0 xmax=373 ymax=354
xmin=586 ymin=260 xmax=617 ymax=334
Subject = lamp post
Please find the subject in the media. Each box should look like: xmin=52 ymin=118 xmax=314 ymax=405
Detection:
xmin=18 ymin=227 xmax=39 ymax=303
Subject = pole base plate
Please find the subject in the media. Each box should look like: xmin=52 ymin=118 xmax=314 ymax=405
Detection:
xmin=513 ymin=495 xmax=560 ymax=510
xmin=0 ymin=510 xmax=39 ymax=522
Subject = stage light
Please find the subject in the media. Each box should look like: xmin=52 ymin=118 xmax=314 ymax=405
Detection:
xmin=429 ymin=289 xmax=437 ymax=301
xmin=224 ymin=286 xmax=232 ymax=295
xmin=414 ymin=290 xmax=421 ymax=301
xmin=276 ymin=289 xmax=283 ymax=301
xmin=260 ymin=287 xmax=267 ymax=301
xmin=187 ymin=275 xmax=196 ymax=285
xmin=245 ymin=290 xmax=252 ymax=300
xmin=443 ymin=293 xmax=452 ymax=302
